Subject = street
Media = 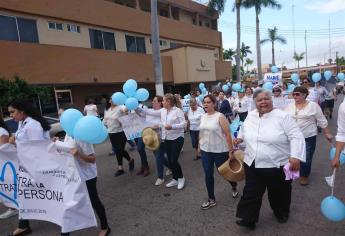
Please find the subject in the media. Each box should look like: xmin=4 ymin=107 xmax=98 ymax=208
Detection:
xmin=1 ymin=96 xmax=345 ymax=236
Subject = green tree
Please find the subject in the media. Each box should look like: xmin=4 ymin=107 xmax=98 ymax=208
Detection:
xmin=293 ymin=52 xmax=305 ymax=75
xmin=242 ymin=0 xmax=282 ymax=80
xmin=0 ymin=76 xmax=50 ymax=115
xmin=239 ymin=42 xmax=252 ymax=68
xmin=336 ymin=56 xmax=345 ymax=66
xmin=260 ymin=26 xmax=286 ymax=66
xmin=209 ymin=0 xmax=243 ymax=82
xmin=245 ymin=58 xmax=254 ymax=72
xmin=223 ymin=48 xmax=236 ymax=60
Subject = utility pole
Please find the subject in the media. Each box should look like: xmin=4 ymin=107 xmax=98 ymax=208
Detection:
xmin=305 ymin=30 xmax=308 ymax=67
xmin=328 ymin=19 xmax=332 ymax=61
xmin=336 ymin=51 xmax=339 ymax=73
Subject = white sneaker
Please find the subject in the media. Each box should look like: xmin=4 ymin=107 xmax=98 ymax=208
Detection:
xmin=177 ymin=177 xmax=185 ymax=190
xmin=154 ymin=178 xmax=165 ymax=186
xmin=0 ymin=208 xmax=18 ymax=219
xmin=165 ymin=169 xmax=172 ymax=176
xmin=166 ymin=179 xmax=178 ymax=188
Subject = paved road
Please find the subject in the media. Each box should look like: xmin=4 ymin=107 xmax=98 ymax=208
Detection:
xmin=2 ymin=96 xmax=345 ymax=236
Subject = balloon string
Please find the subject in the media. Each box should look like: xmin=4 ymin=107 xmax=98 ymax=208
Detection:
xmin=331 ymin=168 xmax=337 ymax=196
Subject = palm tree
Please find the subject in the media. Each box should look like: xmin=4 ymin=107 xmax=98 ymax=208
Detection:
xmin=242 ymin=0 xmax=282 ymax=80
xmin=260 ymin=26 xmax=286 ymax=66
xmin=151 ymin=0 xmax=163 ymax=95
xmin=209 ymin=0 xmax=243 ymax=82
xmin=239 ymin=42 xmax=252 ymax=68
xmin=245 ymin=58 xmax=254 ymax=72
xmin=223 ymin=48 xmax=236 ymax=61
xmin=293 ymin=52 xmax=305 ymax=75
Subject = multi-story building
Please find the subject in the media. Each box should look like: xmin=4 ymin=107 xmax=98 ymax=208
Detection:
xmin=0 ymin=0 xmax=231 ymax=113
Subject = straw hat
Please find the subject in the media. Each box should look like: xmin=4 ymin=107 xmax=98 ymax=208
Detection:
xmin=141 ymin=127 xmax=160 ymax=151
xmin=218 ymin=150 xmax=245 ymax=182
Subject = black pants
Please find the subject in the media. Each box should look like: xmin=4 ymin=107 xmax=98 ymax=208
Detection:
xmin=238 ymin=112 xmax=248 ymax=122
xmin=61 ymin=177 xmax=108 ymax=236
xmin=236 ymin=163 xmax=292 ymax=223
xmin=109 ymin=132 xmax=131 ymax=166
xmin=165 ymin=137 xmax=184 ymax=180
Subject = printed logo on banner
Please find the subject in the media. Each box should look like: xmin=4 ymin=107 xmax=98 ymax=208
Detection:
xmin=263 ymin=73 xmax=282 ymax=85
xmin=0 ymin=161 xmax=18 ymax=207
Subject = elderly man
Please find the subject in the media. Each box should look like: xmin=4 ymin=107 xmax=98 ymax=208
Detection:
xmin=234 ymin=89 xmax=306 ymax=230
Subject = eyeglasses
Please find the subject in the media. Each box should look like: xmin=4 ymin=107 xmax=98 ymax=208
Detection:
xmin=302 ymin=81 xmax=309 ymax=84
xmin=273 ymin=90 xmax=281 ymax=92
xmin=292 ymin=92 xmax=302 ymax=97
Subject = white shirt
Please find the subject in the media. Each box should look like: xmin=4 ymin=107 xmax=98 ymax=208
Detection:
xmin=238 ymin=109 xmax=306 ymax=168
xmin=188 ymin=107 xmax=205 ymax=131
xmin=233 ymin=96 xmax=250 ymax=113
xmin=64 ymin=135 xmax=97 ymax=181
xmin=307 ymin=87 xmax=320 ymax=104
xmin=245 ymin=95 xmax=255 ymax=111
xmin=15 ymin=117 xmax=50 ymax=141
xmin=315 ymin=86 xmax=328 ymax=103
xmin=272 ymin=96 xmax=289 ymax=110
xmin=0 ymin=127 xmax=9 ymax=137
xmin=199 ymin=112 xmax=228 ymax=153
xmin=285 ymin=101 xmax=328 ymax=138
xmin=103 ymin=105 xmax=126 ymax=133
xmin=161 ymin=106 xmax=186 ymax=140
xmin=83 ymin=104 xmax=98 ymax=116
xmin=336 ymin=98 xmax=345 ymax=153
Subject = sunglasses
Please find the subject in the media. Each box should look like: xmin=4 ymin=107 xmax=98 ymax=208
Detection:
xmin=292 ymin=92 xmax=302 ymax=97
xmin=273 ymin=90 xmax=281 ymax=92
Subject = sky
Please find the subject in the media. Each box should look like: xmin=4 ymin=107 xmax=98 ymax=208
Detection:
xmin=216 ymin=0 xmax=345 ymax=69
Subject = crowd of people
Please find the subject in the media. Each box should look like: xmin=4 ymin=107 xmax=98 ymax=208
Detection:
xmin=1 ymin=77 xmax=345 ymax=235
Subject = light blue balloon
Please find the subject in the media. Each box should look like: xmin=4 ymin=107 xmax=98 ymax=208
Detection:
xmin=321 ymin=196 xmax=345 ymax=222
xmin=329 ymin=147 xmax=345 ymax=165
xmin=232 ymin=91 xmax=238 ymax=97
xmin=263 ymin=82 xmax=273 ymax=91
xmin=135 ymin=88 xmax=149 ymax=102
xmin=312 ymin=73 xmax=322 ymax=83
xmin=271 ymin=66 xmax=279 ymax=73
xmin=291 ymin=73 xmax=299 ymax=84
xmin=202 ymin=88 xmax=207 ymax=94
xmin=89 ymin=126 xmax=108 ymax=144
xmin=324 ymin=70 xmax=332 ymax=81
xmin=73 ymin=116 xmax=103 ymax=142
xmin=227 ymin=82 xmax=232 ymax=86
xmin=337 ymin=73 xmax=345 ymax=81
xmin=111 ymin=92 xmax=127 ymax=105
xmin=230 ymin=118 xmax=241 ymax=137
xmin=232 ymin=83 xmax=241 ymax=92
xmin=125 ymin=97 xmax=139 ymax=110
xmin=199 ymin=83 xmax=205 ymax=90
xmin=287 ymin=84 xmax=296 ymax=93
xmin=222 ymin=84 xmax=229 ymax=92
xmin=197 ymin=94 xmax=204 ymax=102
xmin=60 ymin=109 xmax=83 ymax=137
xmin=123 ymin=79 xmax=137 ymax=97
xmin=184 ymin=94 xmax=191 ymax=99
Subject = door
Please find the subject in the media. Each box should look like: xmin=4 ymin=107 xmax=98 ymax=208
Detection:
xmin=54 ymin=89 xmax=73 ymax=112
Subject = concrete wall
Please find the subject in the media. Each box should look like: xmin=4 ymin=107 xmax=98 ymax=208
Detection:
xmin=186 ymin=47 xmax=216 ymax=83
xmin=162 ymin=47 xmax=188 ymax=84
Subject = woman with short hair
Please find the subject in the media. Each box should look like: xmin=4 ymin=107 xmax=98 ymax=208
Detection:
xmin=272 ymin=86 xmax=289 ymax=110
xmin=285 ymin=86 xmax=333 ymax=185
xmin=235 ymin=89 xmax=306 ymax=229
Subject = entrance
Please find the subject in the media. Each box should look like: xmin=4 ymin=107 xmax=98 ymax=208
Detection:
xmin=54 ymin=89 xmax=73 ymax=112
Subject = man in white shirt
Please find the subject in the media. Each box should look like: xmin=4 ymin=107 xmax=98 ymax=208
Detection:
xmin=332 ymin=97 xmax=345 ymax=168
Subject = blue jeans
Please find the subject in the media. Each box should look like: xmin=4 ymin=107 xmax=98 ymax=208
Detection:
xmin=189 ymin=130 xmax=199 ymax=149
xmin=165 ymin=137 xmax=184 ymax=180
xmin=134 ymin=137 xmax=148 ymax=167
xmin=300 ymin=136 xmax=317 ymax=177
xmin=153 ymin=142 xmax=169 ymax=179
xmin=201 ymin=151 xmax=237 ymax=200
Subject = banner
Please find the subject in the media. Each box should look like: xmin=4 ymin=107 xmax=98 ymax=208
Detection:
xmin=263 ymin=73 xmax=282 ymax=85
xmin=181 ymin=99 xmax=190 ymax=113
xmin=118 ymin=113 xmax=151 ymax=140
xmin=12 ymin=141 xmax=97 ymax=233
xmin=0 ymin=144 xmax=19 ymax=209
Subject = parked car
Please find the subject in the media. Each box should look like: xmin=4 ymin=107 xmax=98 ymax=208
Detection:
xmin=4 ymin=116 xmax=65 ymax=139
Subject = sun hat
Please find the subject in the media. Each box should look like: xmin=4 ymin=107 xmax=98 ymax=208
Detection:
xmin=141 ymin=127 xmax=160 ymax=151
xmin=218 ymin=150 xmax=245 ymax=182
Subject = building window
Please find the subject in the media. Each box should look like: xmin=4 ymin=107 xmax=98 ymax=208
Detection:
xmin=48 ymin=21 xmax=63 ymax=30
xmin=67 ymin=24 xmax=80 ymax=33
xmin=192 ymin=19 xmax=196 ymax=25
xmin=161 ymin=40 xmax=167 ymax=46
xmin=170 ymin=42 xmax=181 ymax=48
xmin=0 ymin=15 xmax=38 ymax=43
xmin=89 ymin=29 xmax=116 ymax=51
xmin=199 ymin=21 xmax=202 ymax=26
xmin=205 ymin=22 xmax=210 ymax=28
xmin=125 ymin=35 xmax=146 ymax=53
xmin=160 ymin=9 xmax=169 ymax=17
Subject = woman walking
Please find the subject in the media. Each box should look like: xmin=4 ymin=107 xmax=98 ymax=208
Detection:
xmin=103 ymin=99 xmax=134 ymax=177
xmin=233 ymin=89 xmax=250 ymax=122
xmin=7 ymin=99 xmax=51 ymax=236
xmin=187 ymin=98 xmax=205 ymax=160
xmin=285 ymin=86 xmax=333 ymax=185
xmin=331 ymin=96 xmax=345 ymax=168
xmin=199 ymin=95 xmax=238 ymax=210
xmin=272 ymin=86 xmax=289 ymax=110
xmin=83 ymin=98 xmax=99 ymax=116
xmin=235 ymin=89 xmax=306 ymax=229
xmin=161 ymin=93 xmax=186 ymax=190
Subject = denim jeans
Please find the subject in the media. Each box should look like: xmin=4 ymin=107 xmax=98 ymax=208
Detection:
xmin=165 ymin=137 xmax=184 ymax=180
xmin=134 ymin=137 xmax=148 ymax=167
xmin=189 ymin=130 xmax=199 ymax=149
xmin=153 ymin=142 xmax=169 ymax=179
xmin=201 ymin=151 xmax=237 ymax=200
xmin=300 ymin=136 xmax=317 ymax=177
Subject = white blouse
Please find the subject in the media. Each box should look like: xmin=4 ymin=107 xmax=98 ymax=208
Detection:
xmin=161 ymin=106 xmax=186 ymax=140
xmin=83 ymin=104 xmax=98 ymax=116
xmin=188 ymin=107 xmax=205 ymax=131
xmin=0 ymin=127 xmax=9 ymax=137
xmin=199 ymin=112 xmax=228 ymax=153
xmin=336 ymin=98 xmax=345 ymax=153
xmin=272 ymin=96 xmax=289 ymax=110
xmin=15 ymin=117 xmax=50 ymax=141
xmin=238 ymin=109 xmax=306 ymax=168
xmin=233 ymin=96 xmax=250 ymax=113
xmin=103 ymin=105 xmax=126 ymax=134
xmin=285 ymin=101 xmax=328 ymax=138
